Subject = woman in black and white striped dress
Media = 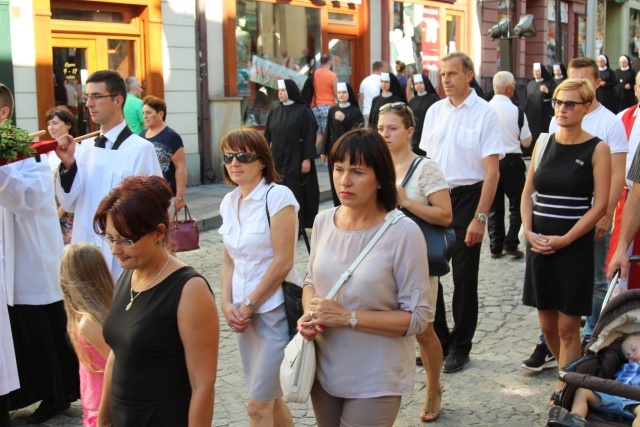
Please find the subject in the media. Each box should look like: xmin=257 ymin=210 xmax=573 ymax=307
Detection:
xmin=521 ymin=78 xmax=611 ymax=399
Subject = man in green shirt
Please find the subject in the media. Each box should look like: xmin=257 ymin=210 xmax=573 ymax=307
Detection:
xmin=123 ymin=76 xmax=145 ymax=134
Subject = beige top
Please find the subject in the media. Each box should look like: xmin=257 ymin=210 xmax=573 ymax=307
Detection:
xmin=304 ymin=207 xmax=433 ymax=398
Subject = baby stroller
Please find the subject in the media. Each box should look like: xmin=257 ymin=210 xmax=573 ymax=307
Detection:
xmin=547 ymin=256 xmax=640 ymax=426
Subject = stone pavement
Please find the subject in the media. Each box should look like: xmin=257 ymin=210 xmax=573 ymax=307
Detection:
xmin=10 ymin=162 xmax=559 ymax=426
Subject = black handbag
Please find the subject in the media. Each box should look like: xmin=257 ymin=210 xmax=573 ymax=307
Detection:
xmin=264 ymin=185 xmax=305 ymax=340
xmin=400 ymin=157 xmax=455 ymax=277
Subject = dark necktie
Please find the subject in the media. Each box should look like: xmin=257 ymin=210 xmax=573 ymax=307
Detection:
xmin=94 ymin=134 xmax=108 ymax=148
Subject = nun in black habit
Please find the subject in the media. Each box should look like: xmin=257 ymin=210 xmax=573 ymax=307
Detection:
xmin=615 ymin=55 xmax=637 ymax=113
xmin=408 ymin=73 xmax=440 ymax=156
xmin=553 ymin=63 xmax=567 ymax=85
xmin=322 ymin=82 xmax=364 ymax=206
xmin=264 ymin=79 xmax=320 ymax=228
xmin=523 ymin=62 xmax=556 ymax=157
xmin=368 ymin=72 xmax=407 ymax=130
xmin=596 ymin=54 xmax=619 ymax=114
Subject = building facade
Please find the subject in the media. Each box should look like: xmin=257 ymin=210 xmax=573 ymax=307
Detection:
xmin=3 ymin=0 xmax=633 ymax=185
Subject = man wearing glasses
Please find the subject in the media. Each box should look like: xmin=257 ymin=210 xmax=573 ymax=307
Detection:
xmin=55 ymin=70 xmax=161 ymax=279
xmin=419 ymin=52 xmax=503 ymax=373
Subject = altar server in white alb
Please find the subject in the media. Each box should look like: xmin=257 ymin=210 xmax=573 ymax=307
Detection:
xmin=0 ymin=83 xmax=79 ymax=424
xmin=55 ymin=70 xmax=161 ymax=279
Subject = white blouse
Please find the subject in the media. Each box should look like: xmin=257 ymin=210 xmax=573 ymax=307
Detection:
xmin=219 ymin=179 xmax=301 ymax=313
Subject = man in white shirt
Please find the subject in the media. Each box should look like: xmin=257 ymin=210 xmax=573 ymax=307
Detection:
xmin=359 ymin=61 xmax=383 ymax=126
xmin=55 ymin=70 xmax=161 ymax=279
xmin=488 ymin=71 xmax=532 ymax=259
xmin=419 ymin=52 xmax=503 ymax=373
xmin=548 ymin=58 xmax=627 ymax=343
xmin=0 ymin=83 xmax=78 ymax=424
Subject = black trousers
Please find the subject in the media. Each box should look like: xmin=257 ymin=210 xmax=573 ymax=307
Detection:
xmin=7 ymin=301 xmax=79 ymax=411
xmin=488 ymin=153 xmax=526 ymax=254
xmin=433 ymin=182 xmax=483 ymax=356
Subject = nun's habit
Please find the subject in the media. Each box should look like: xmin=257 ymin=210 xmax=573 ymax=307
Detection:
xmin=553 ymin=63 xmax=567 ymax=85
xmin=322 ymin=82 xmax=364 ymax=206
xmin=615 ymin=55 xmax=637 ymax=112
xmin=597 ymin=54 xmax=619 ymax=114
xmin=408 ymin=73 xmax=440 ymax=156
xmin=264 ymin=79 xmax=320 ymax=227
xmin=470 ymin=77 xmax=486 ymax=100
xmin=369 ymin=72 xmax=407 ymax=130
xmin=524 ymin=62 xmax=556 ymax=157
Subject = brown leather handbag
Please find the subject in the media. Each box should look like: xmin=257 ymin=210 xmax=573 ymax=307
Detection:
xmin=171 ymin=205 xmax=200 ymax=252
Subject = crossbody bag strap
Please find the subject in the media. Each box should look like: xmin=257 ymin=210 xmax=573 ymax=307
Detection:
xmin=265 ymin=184 xmax=276 ymax=226
xmin=400 ymin=156 xmax=424 ymax=188
xmin=325 ymin=209 xmax=405 ymax=300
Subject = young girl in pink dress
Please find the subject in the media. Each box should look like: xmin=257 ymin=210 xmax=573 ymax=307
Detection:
xmin=59 ymin=243 xmax=113 ymax=427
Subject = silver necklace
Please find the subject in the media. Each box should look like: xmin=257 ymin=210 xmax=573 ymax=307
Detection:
xmin=126 ymin=255 xmax=171 ymax=311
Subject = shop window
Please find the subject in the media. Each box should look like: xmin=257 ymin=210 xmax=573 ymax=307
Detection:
xmin=577 ymin=15 xmax=586 ymax=58
xmin=392 ymin=2 xmax=441 ymax=87
xmin=547 ymin=1 xmax=569 ymax=66
xmin=236 ymin=0 xmax=321 ymax=126
xmin=630 ymin=9 xmax=640 ymax=58
xmin=596 ymin=0 xmax=605 ymax=57
xmin=51 ymin=8 xmax=128 ymax=23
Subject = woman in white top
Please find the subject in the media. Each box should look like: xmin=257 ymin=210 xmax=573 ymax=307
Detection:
xmin=299 ymin=128 xmax=433 ymax=427
xmin=378 ymin=102 xmax=452 ymax=422
xmin=219 ymin=128 xmax=298 ymax=427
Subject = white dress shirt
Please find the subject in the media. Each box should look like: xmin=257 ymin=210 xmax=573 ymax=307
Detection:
xmin=219 ymin=180 xmax=301 ymax=313
xmin=549 ymin=104 xmax=628 ymax=154
xmin=419 ymin=89 xmax=504 ymax=188
xmin=488 ymin=94 xmax=532 ymax=154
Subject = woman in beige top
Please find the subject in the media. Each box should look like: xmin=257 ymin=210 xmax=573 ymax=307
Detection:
xmin=378 ymin=102 xmax=452 ymax=422
xmin=299 ymin=128 xmax=433 ymax=427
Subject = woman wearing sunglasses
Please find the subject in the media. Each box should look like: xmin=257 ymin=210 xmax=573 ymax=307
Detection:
xmin=219 ymin=128 xmax=299 ymax=427
xmin=377 ymin=102 xmax=452 ymax=422
xmin=522 ymin=78 xmax=611 ymax=402
xmin=95 ymin=175 xmax=219 ymax=427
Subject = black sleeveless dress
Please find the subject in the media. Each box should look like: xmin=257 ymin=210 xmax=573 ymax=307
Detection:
xmin=522 ymin=135 xmax=600 ymax=316
xmin=102 ymin=266 xmax=211 ymax=426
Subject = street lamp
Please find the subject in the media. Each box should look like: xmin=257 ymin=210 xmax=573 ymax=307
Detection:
xmin=488 ymin=14 xmax=537 ymax=73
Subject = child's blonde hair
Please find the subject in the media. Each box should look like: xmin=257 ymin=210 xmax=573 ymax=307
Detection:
xmin=59 ymin=243 xmax=114 ymax=371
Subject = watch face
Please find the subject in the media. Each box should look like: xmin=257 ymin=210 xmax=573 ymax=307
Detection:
xmin=349 ymin=317 xmax=357 ymax=326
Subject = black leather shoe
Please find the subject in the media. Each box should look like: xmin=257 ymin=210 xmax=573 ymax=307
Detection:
xmin=416 ymin=356 xmax=423 ymax=366
xmin=490 ymin=252 xmax=504 ymax=259
xmin=504 ymin=249 xmax=524 ymax=259
xmin=27 ymin=400 xmax=68 ymax=425
xmin=442 ymin=353 xmax=469 ymax=373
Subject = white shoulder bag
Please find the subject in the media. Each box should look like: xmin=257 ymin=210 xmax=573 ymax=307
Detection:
xmin=279 ymin=210 xmax=405 ymax=403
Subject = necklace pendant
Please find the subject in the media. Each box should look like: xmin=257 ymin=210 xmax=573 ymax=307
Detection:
xmin=126 ymin=300 xmax=133 ymax=311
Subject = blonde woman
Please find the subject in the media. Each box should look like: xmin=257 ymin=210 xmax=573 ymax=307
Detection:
xmin=59 ymin=243 xmax=113 ymax=427
xmin=377 ymin=103 xmax=452 ymax=422
xmin=522 ymin=78 xmax=611 ymax=402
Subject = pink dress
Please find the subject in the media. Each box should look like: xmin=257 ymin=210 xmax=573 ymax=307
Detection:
xmin=77 ymin=333 xmax=106 ymax=427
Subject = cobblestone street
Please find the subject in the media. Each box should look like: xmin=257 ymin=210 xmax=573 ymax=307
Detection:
xmin=11 ymin=201 xmax=557 ymax=427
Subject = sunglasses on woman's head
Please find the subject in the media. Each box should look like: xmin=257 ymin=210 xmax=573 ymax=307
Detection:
xmin=378 ymin=102 xmax=415 ymax=127
xmin=222 ymin=152 xmax=261 ymax=165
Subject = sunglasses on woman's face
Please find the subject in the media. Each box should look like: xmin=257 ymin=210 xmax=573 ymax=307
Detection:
xmin=222 ymin=152 xmax=261 ymax=165
xmin=551 ymin=99 xmax=589 ymax=111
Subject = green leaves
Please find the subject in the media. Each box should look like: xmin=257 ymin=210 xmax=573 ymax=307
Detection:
xmin=0 ymin=119 xmax=36 ymax=162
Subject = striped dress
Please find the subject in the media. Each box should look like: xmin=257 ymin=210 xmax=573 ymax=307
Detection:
xmin=523 ymin=135 xmax=600 ymax=316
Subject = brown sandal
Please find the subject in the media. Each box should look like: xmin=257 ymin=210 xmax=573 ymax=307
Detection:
xmin=420 ymin=386 xmax=445 ymax=422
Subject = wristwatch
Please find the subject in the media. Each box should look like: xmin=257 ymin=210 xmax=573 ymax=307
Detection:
xmin=475 ymin=213 xmax=488 ymax=223
xmin=349 ymin=310 xmax=358 ymax=329
xmin=244 ymin=298 xmax=256 ymax=309
xmin=177 ymin=197 xmax=185 ymax=201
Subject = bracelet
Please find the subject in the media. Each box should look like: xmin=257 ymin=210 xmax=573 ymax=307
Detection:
xmin=177 ymin=197 xmax=184 ymax=201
